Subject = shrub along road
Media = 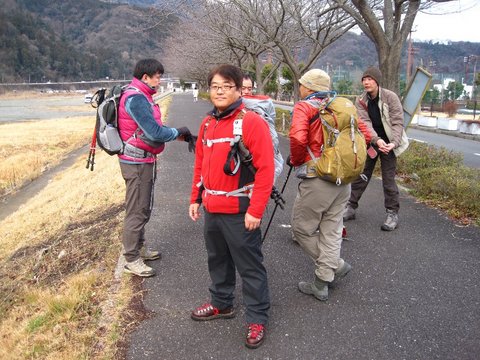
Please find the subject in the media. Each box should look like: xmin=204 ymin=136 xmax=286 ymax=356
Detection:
xmin=127 ymin=93 xmax=480 ymax=360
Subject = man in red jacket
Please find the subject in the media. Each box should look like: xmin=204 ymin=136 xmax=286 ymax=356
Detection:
xmin=289 ymin=69 xmax=371 ymax=302
xmin=188 ymin=64 xmax=274 ymax=349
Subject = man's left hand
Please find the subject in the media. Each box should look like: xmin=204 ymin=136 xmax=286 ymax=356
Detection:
xmin=245 ymin=212 xmax=261 ymax=231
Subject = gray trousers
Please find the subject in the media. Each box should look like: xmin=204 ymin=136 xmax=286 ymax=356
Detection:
xmin=349 ymin=150 xmax=399 ymax=212
xmin=292 ymin=178 xmax=350 ymax=282
xmin=120 ymin=162 xmax=155 ymax=262
xmin=204 ymin=211 xmax=270 ymax=325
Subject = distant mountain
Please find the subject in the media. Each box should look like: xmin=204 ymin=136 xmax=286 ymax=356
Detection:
xmin=100 ymin=0 xmax=158 ymax=6
xmin=1 ymin=0 xmax=478 ymax=85
xmin=0 ymin=0 xmax=177 ymax=83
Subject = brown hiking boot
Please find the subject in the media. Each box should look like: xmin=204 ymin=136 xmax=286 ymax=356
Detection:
xmin=343 ymin=204 xmax=356 ymax=221
xmin=124 ymin=258 xmax=155 ymax=277
xmin=381 ymin=210 xmax=398 ymax=231
xmin=139 ymin=246 xmax=161 ymax=261
xmin=191 ymin=303 xmax=235 ymax=321
xmin=245 ymin=323 xmax=266 ymax=349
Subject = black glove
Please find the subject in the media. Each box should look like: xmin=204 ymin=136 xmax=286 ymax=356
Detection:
xmin=188 ymin=135 xmax=197 ymax=153
xmin=176 ymin=127 xmax=192 ymax=141
xmin=286 ymin=154 xmax=293 ymax=167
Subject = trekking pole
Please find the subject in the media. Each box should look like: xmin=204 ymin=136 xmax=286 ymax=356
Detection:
xmin=86 ymin=127 xmax=97 ymax=171
xmin=86 ymin=89 xmax=106 ymax=171
xmin=262 ymin=164 xmax=293 ymax=242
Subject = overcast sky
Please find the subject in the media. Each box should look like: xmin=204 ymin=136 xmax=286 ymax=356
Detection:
xmin=412 ymin=0 xmax=479 ymax=43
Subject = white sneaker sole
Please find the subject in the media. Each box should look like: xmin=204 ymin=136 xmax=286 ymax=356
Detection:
xmin=123 ymin=266 xmax=156 ymax=277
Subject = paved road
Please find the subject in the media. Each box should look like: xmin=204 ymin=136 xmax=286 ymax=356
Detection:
xmin=127 ymin=93 xmax=480 ymax=360
xmin=407 ymin=127 xmax=480 ymax=168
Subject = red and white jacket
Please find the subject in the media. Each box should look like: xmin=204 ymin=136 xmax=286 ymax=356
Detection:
xmin=190 ymin=103 xmax=274 ymax=219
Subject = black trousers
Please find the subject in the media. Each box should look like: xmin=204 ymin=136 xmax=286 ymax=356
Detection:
xmin=204 ymin=211 xmax=270 ymax=325
xmin=349 ymin=150 xmax=399 ymax=212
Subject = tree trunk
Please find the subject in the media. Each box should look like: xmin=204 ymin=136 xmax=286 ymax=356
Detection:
xmin=339 ymin=0 xmax=422 ymax=96
xmin=377 ymin=43 xmax=403 ymax=95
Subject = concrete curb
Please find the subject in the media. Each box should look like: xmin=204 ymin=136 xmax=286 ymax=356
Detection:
xmin=408 ymin=124 xmax=480 ymax=142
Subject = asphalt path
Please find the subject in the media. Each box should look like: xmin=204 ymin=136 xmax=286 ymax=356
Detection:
xmin=127 ymin=93 xmax=480 ymax=360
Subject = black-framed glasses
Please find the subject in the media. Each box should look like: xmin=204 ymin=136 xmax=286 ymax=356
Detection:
xmin=209 ymin=84 xmax=236 ymax=92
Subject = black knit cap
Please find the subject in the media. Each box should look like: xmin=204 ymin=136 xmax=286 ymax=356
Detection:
xmin=362 ymin=66 xmax=382 ymax=86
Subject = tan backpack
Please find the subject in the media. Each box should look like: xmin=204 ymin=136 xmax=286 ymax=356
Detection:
xmin=307 ymin=97 xmax=367 ymax=185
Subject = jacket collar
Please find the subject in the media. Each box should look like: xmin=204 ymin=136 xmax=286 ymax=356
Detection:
xmin=130 ymin=77 xmax=156 ymax=97
xmin=366 ymin=86 xmax=381 ymax=101
xmin=208 ymin=98 xmax=243 ymax=120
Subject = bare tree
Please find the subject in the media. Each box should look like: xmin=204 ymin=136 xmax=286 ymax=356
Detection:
xmin=164 ymin=0 xmax=354 ymax=99
xmin=162 ymin=19 xmax=233 ymax=89
xmin=182 ymin=0 xmax=281 ymax=94
xmin=229 ymin=0 xmax=355 ymax=100
xmin=332 ymin=0 xmax=456 ymax=93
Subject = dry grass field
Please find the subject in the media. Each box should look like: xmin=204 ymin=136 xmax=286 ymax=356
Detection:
xmin=0 ymin=93 xmax=172 ymax=359
xmin=0 ymin=117 xmax=94 ymax=197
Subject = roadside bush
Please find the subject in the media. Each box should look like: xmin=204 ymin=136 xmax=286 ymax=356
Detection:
xmin=396 ymin=141 xmax=479 ymax=225
xmin=275 ymin=108 xmax=292 ymax=135
xmin=413 ymin=165 xmax=480 ymax=225
xmin=199 ymin=90 xmax=210 ymax=101
xmin=444 ymin=101 xmax=458 ymax=117
xmin=397 ymin=141 xmax=463 ymax=178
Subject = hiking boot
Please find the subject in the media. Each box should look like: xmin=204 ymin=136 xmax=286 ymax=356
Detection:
xmin=191 ymin=303 xmax=235 ymax=321
xmin=298 ymin=276 xmax=329 ymax=301
xmin=381 ymin=209 xmax=398 ymax=231
xmin=245 ymin=323 xmax=266 ymax=349
xmin=140 ymin=246 xmax=161 ymax=261
xmin=124 ymin=258 xmax=155 ymax=277
xmin=335 ymin=261 xmax=352 ymax=279
xmin=343 ymin=204 xmax=356 ymax=221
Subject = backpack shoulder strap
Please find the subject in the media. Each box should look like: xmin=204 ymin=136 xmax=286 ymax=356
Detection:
xmin=233 ymin=109 xmax=247 ymax=137
xmin=302 ymin=98 xmax=330 ymax=124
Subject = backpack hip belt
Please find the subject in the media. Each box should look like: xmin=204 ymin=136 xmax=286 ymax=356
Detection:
xmin=203 ymin=184 xmax=254 ymax=198
xmin=123 ymin=142 xmax=155 ymax=159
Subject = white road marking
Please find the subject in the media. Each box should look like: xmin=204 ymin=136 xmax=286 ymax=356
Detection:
xmin=474 ymin=153 xmax=480 ymax=157
xmin=408 ymin=138 xmax=427 ymax=143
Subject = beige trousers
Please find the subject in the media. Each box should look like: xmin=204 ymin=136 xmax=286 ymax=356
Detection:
xmin=292 ymin=178 xmax=350 ymax=282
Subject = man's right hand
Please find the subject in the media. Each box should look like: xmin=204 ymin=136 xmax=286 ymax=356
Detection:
xmin=176 ymin=126 xmax=192 ymax=141
xmin=189 ymin=203 xmax=201 ymax=221
xmin=286 ymin=154 xmax=293 ymax=167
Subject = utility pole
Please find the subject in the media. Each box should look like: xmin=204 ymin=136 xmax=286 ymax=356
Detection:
xmin=464 ymin=56 xmax=469 ymax=84
xmin=406 ymin=30 xmax=418 ymax=84
xmin=471 ymin=55 xmax=478 ymax=119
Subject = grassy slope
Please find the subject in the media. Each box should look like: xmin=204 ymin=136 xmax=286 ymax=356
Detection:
xmin=0 ymin=94 xmax=172 ymax=359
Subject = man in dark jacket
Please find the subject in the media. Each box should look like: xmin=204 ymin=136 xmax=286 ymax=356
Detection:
xmin=189 ymin=64 xmax=274 ymax=349
xmin=119 ymin=58 xmax=193 ymax=277
xmin=343 ymin=67 xmax=409 ymax=231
